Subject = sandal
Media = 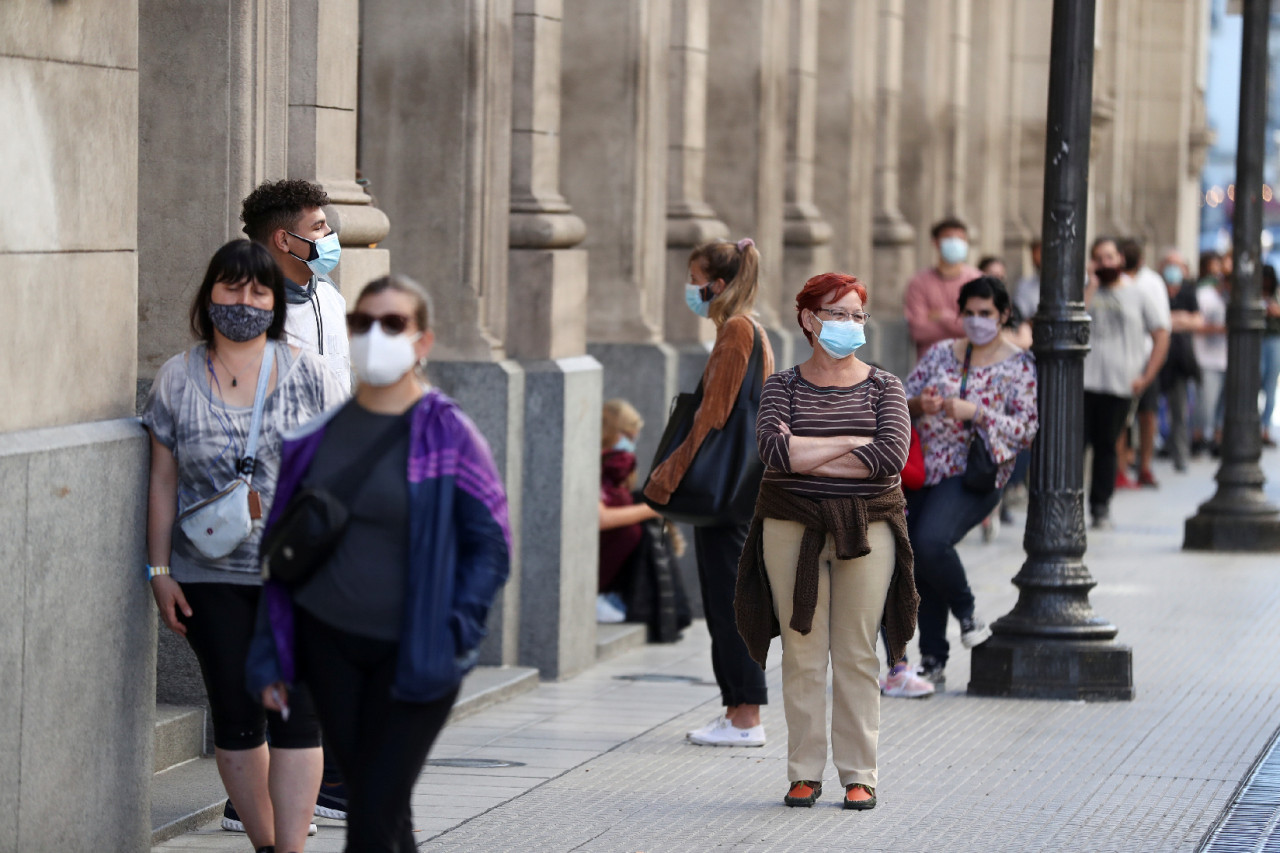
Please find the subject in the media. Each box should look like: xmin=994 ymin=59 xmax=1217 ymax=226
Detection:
xmin=843 ymin=783 xmax=876 ymax=810
xmin=784 ymin=780 xmax=822 ymax=807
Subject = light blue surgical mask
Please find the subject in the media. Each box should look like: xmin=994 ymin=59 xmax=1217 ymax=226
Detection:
xmin=685 ymin=282 xmax=711 ymax=318
xmin=814 ymin=316 xmax=866 ymax=360
xmin=1162 ymin=264 xmax=1184 ymax=286
xmin=289 ymin=230 xmax=342 ymax=277
xmin=612 ymin=436 xmax=636 ymax=454
xmin=939 ymin=236 xmax=969 ymax=265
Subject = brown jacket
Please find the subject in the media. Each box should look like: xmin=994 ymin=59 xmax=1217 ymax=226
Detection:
xmin=734 ymin=480 xmax=918 ymax=670
xmin=643 ymin=315 xmax=775 ymax=504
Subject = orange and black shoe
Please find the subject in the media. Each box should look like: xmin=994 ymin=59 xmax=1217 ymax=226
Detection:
xmin=784 ymin=780 xmax=822 ymax=807
xmin=844 ymin=783 xmax=876 ymax=810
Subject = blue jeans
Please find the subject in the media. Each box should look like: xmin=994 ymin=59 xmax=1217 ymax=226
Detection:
xmin=1262 ymin=336 xmax=1280 ymax=431
xmin=905 ymin=475 xmax=1002 ymax=666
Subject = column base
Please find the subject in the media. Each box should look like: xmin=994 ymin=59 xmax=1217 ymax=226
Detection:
xmin=968 ymin=636 xmax=1134 ymax=701
xmin=1184 ymin=508 xmax=1280 ymax=552
xmin=518 ymin=356 xmax=603 ymax=680
xmin=430 ymin=360 xmax=526 ymax=667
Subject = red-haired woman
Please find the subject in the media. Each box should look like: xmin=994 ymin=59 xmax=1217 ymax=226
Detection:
xmin=735 ymin=272 xmax=918 ymax=810
xmin=645 ymin=238 xmax=773 ymax=746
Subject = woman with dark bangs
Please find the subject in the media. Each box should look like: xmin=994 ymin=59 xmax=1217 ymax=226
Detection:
xmin=736 ymin=272 xmax=918 ymax=810
xmin=142 ymin=239 xmax=345 ymax=853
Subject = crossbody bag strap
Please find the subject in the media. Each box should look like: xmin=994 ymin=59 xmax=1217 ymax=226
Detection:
xmin=322 ymin=405 xmax=414 ymax=505
xmin=239 ymin=340 xmax=276 ymax=482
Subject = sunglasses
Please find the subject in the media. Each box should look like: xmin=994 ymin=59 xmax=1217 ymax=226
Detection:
xmin=346 ymin=311 xmax=413 ymax=335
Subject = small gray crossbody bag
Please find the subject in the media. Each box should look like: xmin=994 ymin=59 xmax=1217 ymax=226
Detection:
xmin=178 ymin=342 xmax=275 ymax=560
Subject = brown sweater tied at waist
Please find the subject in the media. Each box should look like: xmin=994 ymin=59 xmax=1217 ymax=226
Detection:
xmin=734 ymin=480 xmax=918 ymax=670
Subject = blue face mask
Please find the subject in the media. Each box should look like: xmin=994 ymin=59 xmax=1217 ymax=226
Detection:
xmin=612 ymin=436 xmax=636 ymax=454
xmin=1162 ymin=264 xmax=1184 ymax=286
xmin=814 ymin=315 xmax=866 ymax=360
xmin=685 ymin=283 xmax=712 ymax=318
xmin=289 ymin=230 xmax=342 ymax=277
xmin=939 ymin=236 xmax=969 ymax=265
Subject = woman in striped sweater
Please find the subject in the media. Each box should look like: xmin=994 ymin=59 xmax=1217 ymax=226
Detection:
xmin=736 ymin=272 xmax=917 ymax=810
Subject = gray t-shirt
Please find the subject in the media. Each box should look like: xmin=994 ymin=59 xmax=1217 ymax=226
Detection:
xmin=293 ymin=402 xmax=411 ymax=641
xmin=1083 ymin=277 xmax=1168 ymax=397
xmin=142 ymin=343 xmax=345 ymax=585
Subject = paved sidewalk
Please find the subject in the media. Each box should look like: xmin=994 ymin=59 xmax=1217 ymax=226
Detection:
xmin=155 ymin=452 xmax=1280 ymax=852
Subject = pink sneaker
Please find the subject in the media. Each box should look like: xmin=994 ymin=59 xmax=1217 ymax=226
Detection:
xmin=879 ymin=667 xmax=935 ymax=699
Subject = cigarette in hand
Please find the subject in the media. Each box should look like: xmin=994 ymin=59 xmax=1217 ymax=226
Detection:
xmin=272 ymin=687 xmax=291 ymax=722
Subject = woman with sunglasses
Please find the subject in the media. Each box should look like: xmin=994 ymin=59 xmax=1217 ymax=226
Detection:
xmin=142 ymin=240 xmax=345 ymax=853
xmin=250 ymin=274 xmax=511 ymax=852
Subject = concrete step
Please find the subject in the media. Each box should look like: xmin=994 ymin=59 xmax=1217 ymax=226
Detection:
xmin=149 ymin=665 xmax=540 ymax=844
xmin=154 ymin=704 xmax=206 ymax=774
xmin=595 ymin=622 xmax=647 ymax=663
xmin=449 ymin=665 xmax=540 ymax=723
xmin=150 ymin=756 xmax=225 ymax=845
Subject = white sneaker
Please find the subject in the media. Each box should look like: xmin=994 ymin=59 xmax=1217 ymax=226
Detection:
xmin=596 ymin=594 xmax=625 ymax=623
xmin=687 ymin=715 xmax=765 ymax=747
xmin=879 ymin=667 xmax=935 ymax=698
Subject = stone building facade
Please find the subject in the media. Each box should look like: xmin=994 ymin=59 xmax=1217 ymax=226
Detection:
xmin=1 ymin=0 xmax=1209 ymax=847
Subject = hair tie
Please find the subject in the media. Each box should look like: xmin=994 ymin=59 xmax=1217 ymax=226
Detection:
xmin=737 ymin=238 xmax=754 ymax=252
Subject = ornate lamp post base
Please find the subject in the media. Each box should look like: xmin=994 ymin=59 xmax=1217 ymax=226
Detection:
xmin=970 ymin=638 xmax=1133 ymax=701
xmin=1184 ymin=506 xmax=1280 ymax=552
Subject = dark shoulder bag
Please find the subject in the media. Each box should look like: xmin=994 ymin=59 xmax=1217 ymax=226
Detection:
xmin=261 ymin=409 xmax=410 ymax=588
xmin=958 ymin=343 xmax=999 ymax=493
xmin=642 ymin=323 xmax=765 ymax=526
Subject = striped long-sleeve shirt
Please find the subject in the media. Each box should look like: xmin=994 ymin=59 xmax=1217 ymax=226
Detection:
xmin=756 ymin=366 xmax=911 ymax=499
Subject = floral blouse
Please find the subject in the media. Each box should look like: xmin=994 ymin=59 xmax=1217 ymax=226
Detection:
xmin=904 ymin=340 xmax=1039 ymax=488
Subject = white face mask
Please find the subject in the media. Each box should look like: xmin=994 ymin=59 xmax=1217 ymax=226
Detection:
xmin=349 ymin=323 xmax=422 ymax=387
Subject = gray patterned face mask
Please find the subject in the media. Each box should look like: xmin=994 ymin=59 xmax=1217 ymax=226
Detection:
xmin=208 ymin=303 xmax=274 ymax=342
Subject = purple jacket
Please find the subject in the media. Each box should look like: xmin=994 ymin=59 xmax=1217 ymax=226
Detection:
xmin=246 ymin=389 xmax=511 ymax=703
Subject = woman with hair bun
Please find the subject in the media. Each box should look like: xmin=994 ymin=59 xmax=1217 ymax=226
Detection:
xmin=645 ymin=238 xmax=774 ymax=747
xmin=735 ymin=272 xmax=917 ymax=810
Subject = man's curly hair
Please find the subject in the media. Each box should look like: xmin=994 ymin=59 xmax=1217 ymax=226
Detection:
xmin=240 ymin=179 xmax=331 ymax=242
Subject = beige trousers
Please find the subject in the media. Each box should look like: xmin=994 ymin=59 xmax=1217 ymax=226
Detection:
xmin=762 ymin=518 xmax=895 ymax=788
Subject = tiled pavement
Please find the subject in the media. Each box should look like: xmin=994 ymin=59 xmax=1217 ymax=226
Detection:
xmin=155 ymin=452 xmax=1280 ymax=852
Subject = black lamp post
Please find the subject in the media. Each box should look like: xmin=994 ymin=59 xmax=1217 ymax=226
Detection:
xmin=1184 ymin=0 xmax=1280 ymax=552
xmin=969 ymin=0 xmax=1133 ymax=701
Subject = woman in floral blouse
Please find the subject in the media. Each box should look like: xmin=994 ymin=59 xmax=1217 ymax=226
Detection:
xmin=902 ymin=276 xmax=1038 ymax=690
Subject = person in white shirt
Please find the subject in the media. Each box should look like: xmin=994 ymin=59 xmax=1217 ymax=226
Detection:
xmin=241 ymin=180 xmax=353 ymax=391
xmin=1012 ymin=238 xmax=1042 ymax=329
xmin=238 ymin=178 xmax=354 ymax=831
xmin=1118 ymin=239 xmax=1173 ymax=488
xmin=1083 ymin=237 xmax=1170 ymax=529
xmin=1191 ymin=253 xmax=1228 ymax=455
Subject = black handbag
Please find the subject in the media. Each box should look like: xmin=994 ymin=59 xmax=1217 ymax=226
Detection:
xmin=260 ymin=408 xmax=410 ymax=588
xmin=643 ymin=324 xmax=765 ymax=526
xmin=957 ymin=343 xmax=1000 ymax=493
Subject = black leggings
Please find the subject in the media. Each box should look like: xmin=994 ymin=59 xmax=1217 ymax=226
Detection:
xmin=179 ymin=582 xmax=321 ymax=751
xmin=693 ymin=523 xmax=769 ymax=707
xmin=294 ymin=607 xmax=458 ymax=853
xmin=1083 ymin=391 xmax=1133 ymax=515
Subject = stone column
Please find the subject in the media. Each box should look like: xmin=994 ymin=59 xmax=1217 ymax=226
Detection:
xmin=702 ymin=0 xmax=795 ymax=364
xmin=507 ymin=0 xmax=601 ymax=680
xmin=138 ymin=0 xmax=290 ymax=379
xmin=781 ymin=0 xmax=834 ymax=294
xmin=2 ymin=2 xmax=153 ymax=847
xmin=967 ymin=0 xmax=1014 ymax=260
xmin=814 ymin=0 xmax=877 ymax=278
xmin=359 ymin=0 xmax=526 ymax=668
xmin=562 ymin=0 xmax=679 ymax=477
xmin=290 ymin=0 xmax=389 ymax=303
xmin=871 ymin=0 xmax=918 ymax=375
xmin=1001 ymin=0 xmax=1052 ymax=280
xmin=667 ymin=0 xmax=730 ymax=350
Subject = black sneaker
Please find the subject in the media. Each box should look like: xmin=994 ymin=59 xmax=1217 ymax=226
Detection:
xmin=959 ymin=616 xmax=992 ymax=648
xmin=315 ymin=780 xmax=349 ymax=820
xmin=223 ymin=798 xmax=318 ymax=835
xmin=917 ymin=657 xmax=946 ymax=691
